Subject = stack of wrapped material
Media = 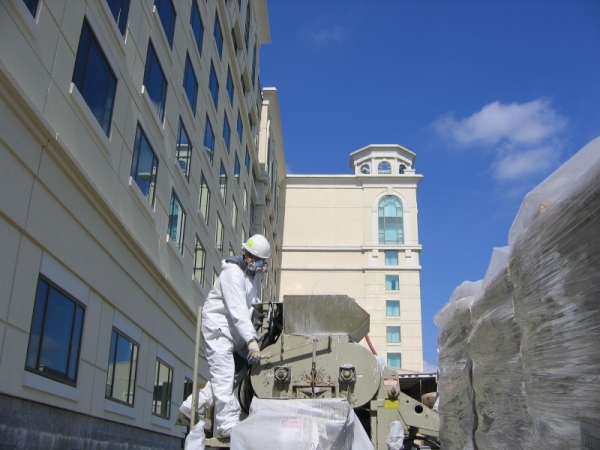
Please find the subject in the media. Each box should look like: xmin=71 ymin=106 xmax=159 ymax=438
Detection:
xmin=435 ymin=138 xmax=600 ymax=449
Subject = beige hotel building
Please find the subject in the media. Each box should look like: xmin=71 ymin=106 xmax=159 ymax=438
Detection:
xmin=280 ymin=145 xmax=424 ymax=372
xmin=0 ymin=0 xmax=422 ymax=447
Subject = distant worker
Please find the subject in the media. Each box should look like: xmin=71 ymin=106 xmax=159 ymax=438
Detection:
xmin=181 ymin=235 xmax=270 ymax=438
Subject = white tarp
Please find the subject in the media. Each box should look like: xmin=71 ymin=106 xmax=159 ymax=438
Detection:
xmin=230 ymin=398 xmax=373 ymax=449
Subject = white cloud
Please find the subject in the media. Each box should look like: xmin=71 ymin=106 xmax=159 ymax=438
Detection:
xmin=432 ymin=99 xmax=568 ymax=181
xmin=423 ymin=360 xmax=438 ymax=373
xmin=309 ymin=26 xmax=345 ymax=43
xmin=494 ymin=146 xmax=560 ymax=180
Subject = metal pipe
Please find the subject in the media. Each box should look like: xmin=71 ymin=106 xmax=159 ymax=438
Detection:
xmin=191 ymin=305 xmax=203 ymax=427
xmin=311 ymin=339 xmax=317 ymax=398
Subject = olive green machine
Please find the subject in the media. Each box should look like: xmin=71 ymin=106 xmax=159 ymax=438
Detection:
xmin=247 ymin=295 xmax=440 ymax=449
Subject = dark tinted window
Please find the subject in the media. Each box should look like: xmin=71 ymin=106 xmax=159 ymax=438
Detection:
xmin=72 ymin=20 xmax=117 ymax=135
xmin=26 ymin=277 xmax=85 ymax=385
xmin=106 ymin=0 xmax=130 ymax=36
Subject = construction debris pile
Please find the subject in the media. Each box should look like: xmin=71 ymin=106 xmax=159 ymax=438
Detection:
xmin=435 ymin=138 xmax=600 ymax=449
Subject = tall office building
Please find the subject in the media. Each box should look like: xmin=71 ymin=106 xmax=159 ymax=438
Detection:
xmin=279 ymin=145 xmax=424 ymax=372
xmin=0 ymin=0 xmax=284 ymax=447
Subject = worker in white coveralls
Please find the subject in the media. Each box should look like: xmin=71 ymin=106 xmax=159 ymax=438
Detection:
xmin=180 ymin=235 xmax=270 ymax=438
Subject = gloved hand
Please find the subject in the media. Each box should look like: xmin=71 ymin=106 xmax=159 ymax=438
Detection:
xmin=247 ymin=340 xmax=261 ymax=364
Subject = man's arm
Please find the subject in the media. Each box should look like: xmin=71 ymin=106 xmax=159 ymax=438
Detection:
xmin=220 ymin=269 xmax=258 ymax=345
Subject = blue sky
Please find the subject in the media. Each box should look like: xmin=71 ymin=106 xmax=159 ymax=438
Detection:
xmin=259 ymin=0 xmax=600 ymax=370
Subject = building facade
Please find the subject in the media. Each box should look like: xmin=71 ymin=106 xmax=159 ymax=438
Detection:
xmin=0 ymin=0 xmax=284 ymax=447
xmin=279 ymin=145 xmax=424 ymax=372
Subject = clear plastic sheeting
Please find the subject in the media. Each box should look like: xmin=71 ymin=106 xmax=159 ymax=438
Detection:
xmin=436 ymin=138 xmax=600 ymax=449
xmin=385 ymin=421 xmax=405 ymax=450
xmin=508 ymin=137 xmax=600 ymax=247
xmin=230 ymin=398 xmax=373 ymax=449
xmin=434 ymin=281 xmax=481 ymax=450
xmin=184 ymin=420 xmax=207 ymax=450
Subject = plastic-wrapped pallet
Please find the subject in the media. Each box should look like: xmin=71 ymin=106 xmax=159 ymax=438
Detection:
xmin=509 ymin=145 xmax=600 ymax=447
xmin=436 ymin=137 xmax=600 ymax=449
xmin=230 ymin=398 xmax=373 ymax=449
xmin=468 ymin=267 xmax=534 ymax=449
xmin=434 ymin=281 xmax=481 ymax=450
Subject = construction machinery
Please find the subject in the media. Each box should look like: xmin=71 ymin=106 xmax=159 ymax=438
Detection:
xmin=195 ymin=295 xmax=439 ymax=449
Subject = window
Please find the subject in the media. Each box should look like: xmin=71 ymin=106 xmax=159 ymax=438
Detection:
xmin=168 ymin=191 xmax=186 ymax=254
xmin=386 ymin=300 xmax=400 ymax=317
xmin=378 ymin=161 xmax=391 ymax=174
xmin=213 ymin=268 xmax=219 ymax=285
xmin=251 ymin=44 xmax=257 ymax=85
xmin=231 ymin=200 xmax=238 ymax=229
xmin=237 ymin=112 xmax=243 ymax=142
xmin=183 ymin=378 xmax=193 ymax=401
xmin=23 ymin=0 xmax=40 ymax=16
xmin=360 ymin=164 xmax=370 ymax=174
xmin=244 ymin=2 xmax=251 ymax=48
xmin=399 ymin=164 xmax=406 ymax=174
xmin=243 ymin=187 xmax=248 ymax=214
xmin=204 ymin=115 xmax=215 ymax=163
xmin=183 ymin=54 xmax=198 ymax=114
xmin=223 ymin=114 xmax=231 ymax=152
xmin=106 ymin=0 xmax=130 ymax=36
xmin=176 ymin=119 xmax=191 ymax=179
xmin=219 ymin=163 xmax=227 ymax=201
xmin=234 ymin=154 xmax=241 ymax=185
xmin=216 ymin=215 xmax=224 ymax=254
xmin=213 ymin=15 xmax=223 ymax=58
xmin=130 ymin=124 xmax=159 ymax=204
xmin=155 ymin=0 xmax=176 ymax=48
xmin=190 ymin=0 xmax=204 ymax=54
xmin=106 ymin=329 xmax=138 ymax=405
xmin=152 ymin=359 xmax=172 ymax=418
xmin=72 ymin=19 xmax=117 ymax=136
xmin=209 ymin=62 xmax=219 ymax=110
xmin=143 ymin=42 xmax=168 ymax=122
xmin=226 ymin=68 xmax=234 ymax=104
xmin=229 ymin=244 xmax=236 ymax=257
xmin=387 ymin=353 xmax=402 ymax=369
xmin=241 ymin=74 xmax=247 ymax=95
xmin=378 ymin=196 xmax=404 ymax=245
xmin=198 ymin=172 xmax=211 ymax=222
xmin=385 ymin=250 xmax=398 ymax=265
xmin=386 ymin=275 xmax=399 ymax=291
xmin=231 ymin=28 xmax=239 ymax=53
xmin=194 ymin=236 xmax=206 ymax=286
xmin=241 ymin=226 xmax=246 ymax=245
xmin=386 ymin=326 xmax=400 ymax=344
xmin=245 ymin=147 xmax=250 ymax=172
xmin=26 ymin=276 xmax=85 ymax=385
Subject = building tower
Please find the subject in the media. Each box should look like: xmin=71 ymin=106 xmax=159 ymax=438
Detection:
xmin=280 ymin=145 xmax=424 ymax=371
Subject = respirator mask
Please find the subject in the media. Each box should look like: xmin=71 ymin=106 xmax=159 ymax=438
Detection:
xmin=246 ymin=259 xmax=268 ymax=276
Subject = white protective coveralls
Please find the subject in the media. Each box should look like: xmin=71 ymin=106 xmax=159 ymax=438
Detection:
xmin=201 ymin=257 xmax=260 ymax=435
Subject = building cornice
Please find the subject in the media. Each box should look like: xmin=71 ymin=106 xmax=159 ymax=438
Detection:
xmin=282 ymin=245 xmax=422 ymax=252
xmin=281 ymin=265 xmax=422 ymax=271
xmin=255 ymin=0 xmax=271 ymax=44
xmin=283 ymin=174 xmax=423 ymax=188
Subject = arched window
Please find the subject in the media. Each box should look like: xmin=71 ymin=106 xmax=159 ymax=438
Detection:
xmin=378 ymin=161 xmax=391 ymax=174
xmin=379 ymin=196 xmax=403 ymax=244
